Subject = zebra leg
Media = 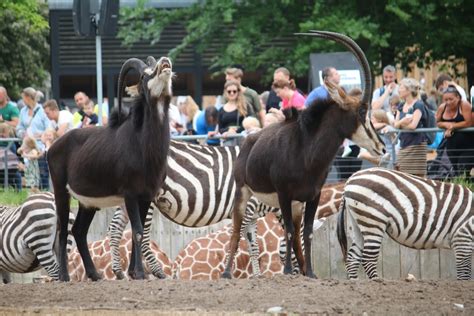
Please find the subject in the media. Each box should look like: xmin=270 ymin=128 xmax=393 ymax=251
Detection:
xmin=238 ymin=198 xmax=261 ymax=277
xmin=244 ymin=217 xmax=261 ymax=277
xmin=142 ymin=206 xmax=167 ymax=279
xmin=222 ymin=186 xmax=251 ymax=279
xmin=72 ymin=206 xmax=101 ymax=281
xmin=361 ymin=233 xmax=383 ymax=280
xmin=274 ymin=210 xmax=299 ymax=274
xmin=25 ymin=225 xmax=60 ymax=280
xmin=108 ymin=206 xmax=129 ymax=280
xmin=451 ymin=220 xmax=473 ymax=280
xmin=346 ymin=209 xmax=363 ymax=279
xmin=278 ymin=194 xmax=298 ymax=275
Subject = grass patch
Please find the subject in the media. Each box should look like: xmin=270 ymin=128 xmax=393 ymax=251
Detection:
xmin=0 ymin=189 xmax=29 ymax=206
xmin=0 ymin=189 xmax=79 ymax=207
xmin=449 ymin=174 xmax=474 ymax=191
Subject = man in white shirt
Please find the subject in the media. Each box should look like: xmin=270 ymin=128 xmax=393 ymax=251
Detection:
xmin=43 ymin=99 xmax=74 ymax=137
xmin=371 ymin=65 xmax=399 ymax=113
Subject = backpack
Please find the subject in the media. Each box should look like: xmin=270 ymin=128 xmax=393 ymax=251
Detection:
xmin=420 ymin=100 xmax=436 ymax=145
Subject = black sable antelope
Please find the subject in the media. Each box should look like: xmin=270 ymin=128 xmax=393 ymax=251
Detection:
xmin=222 ymin=31 xmax=386 ymax=278
xmin=48 ymin=56 xmax=173 ymax=281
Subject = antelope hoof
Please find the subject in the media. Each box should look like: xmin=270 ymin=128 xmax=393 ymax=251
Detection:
xmin=129 ymin=270 xmax=146 ymax=280
xmin=88 ymin=271 xmax=103 ymax=281
xmin=221 ymin=270 xmax=232 ymax=279
xmin=59 ymin=274 xmax=70 ymax=282
xmin=283 ymin=266 xmax=293 ymax=275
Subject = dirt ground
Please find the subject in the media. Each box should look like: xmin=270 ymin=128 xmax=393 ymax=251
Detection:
xmin=1 ymin=276 xmax=472 ymax=315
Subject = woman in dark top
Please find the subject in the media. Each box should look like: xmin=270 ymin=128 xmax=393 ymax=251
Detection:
xmin=436 ymin=85 xmax=473 ymax=177
xmin=393 ymin=78 xmax=427 ymax=177
xmin=217 ymin=80 xmax=251 ymax=145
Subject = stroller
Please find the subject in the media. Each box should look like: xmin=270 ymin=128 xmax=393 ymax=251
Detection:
xmin=426 ymin=138 xmax=456 ymax=180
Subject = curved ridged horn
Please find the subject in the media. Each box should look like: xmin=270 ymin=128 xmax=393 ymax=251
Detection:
xmin=117 ymin=58 xmax=147 ymax=122
xmin=296 ymin=31 xmax=372 ymax=117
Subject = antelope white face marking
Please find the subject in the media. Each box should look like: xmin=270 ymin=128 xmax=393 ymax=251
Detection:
xmin=351 ymin=116 xmax=385 ymax=156
xmin=147 ymin=57 xmax=173 ymax=98
xmin=67 ymin=185 xmax=124 ymax=208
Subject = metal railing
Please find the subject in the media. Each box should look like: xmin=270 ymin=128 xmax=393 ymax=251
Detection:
xmin=2 ymin=127 xmax=473 ymax=190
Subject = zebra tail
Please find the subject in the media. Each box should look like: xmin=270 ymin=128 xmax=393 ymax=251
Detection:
xmin=336 ymin=196 xmax=348 ymax=263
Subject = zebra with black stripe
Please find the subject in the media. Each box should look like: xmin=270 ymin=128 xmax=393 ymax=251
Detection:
xmin=337 ymin=167 xmax=473 ymax=280
xmin=108 ymin=140 xmax=286 ymax=279
xmin=1 ymin=192 xmax=75 ymax=283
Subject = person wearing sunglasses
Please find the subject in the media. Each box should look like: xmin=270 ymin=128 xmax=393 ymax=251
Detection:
xmin=215 ymin=80 xmax=252 ymax=146
xmin=436 ymin=85 xmax=473 ymax=178
xmin=225 ymin=67 xmax=264 ymax=125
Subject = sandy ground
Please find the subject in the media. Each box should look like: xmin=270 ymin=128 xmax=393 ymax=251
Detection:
xmin=1 ymin=276 xmax=472 ymax=315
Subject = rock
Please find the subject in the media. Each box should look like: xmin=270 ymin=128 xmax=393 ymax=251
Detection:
xmin=453 ymin=303 xmax=464 ymax=311
xmin=405 ymin=274 xmax=417 ymax=282
xmin=267 ymin=306 xmax=284 ymax=313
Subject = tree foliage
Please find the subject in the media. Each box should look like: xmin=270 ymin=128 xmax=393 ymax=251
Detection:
xmin=0 ymin=0 xmax=49 ymax=99
xmin=119 ymin=0 xmax=474 ymax=83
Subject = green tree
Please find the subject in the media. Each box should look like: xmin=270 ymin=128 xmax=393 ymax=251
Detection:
xmin=0 ymin=0 xmax=49 ymax=100
xmin=119 ymin=0 xmax=474 ymax=83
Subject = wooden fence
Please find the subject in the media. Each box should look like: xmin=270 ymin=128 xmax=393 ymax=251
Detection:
xmin=10 ymin=206 xmax=465 ymax=283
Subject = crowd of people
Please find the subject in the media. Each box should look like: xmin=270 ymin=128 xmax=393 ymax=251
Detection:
xmin=0 ymin=88 xmax=108 ymax=191
xmin=1 ymin=65 xmax=473 ymax=192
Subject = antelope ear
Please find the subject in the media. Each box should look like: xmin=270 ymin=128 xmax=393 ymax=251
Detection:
xmin=125 ymin=85 xmax=140 ymax=97
xmin=325 ymin=81 xmax=349 ymax=110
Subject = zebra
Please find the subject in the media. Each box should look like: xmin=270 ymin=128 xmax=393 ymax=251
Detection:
xmin=108 ymin=140 xmax=293 ymax=279
xmin=0 ymin=192 xmax=75 ymax=283
xmin=337 ymin=167 xmax=473 ymax=280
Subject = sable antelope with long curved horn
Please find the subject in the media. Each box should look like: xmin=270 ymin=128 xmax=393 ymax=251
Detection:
xmin=222 ymin=31 xmax=386 ymax=279
xmin=47 ymin=56 xmax=173 ymax=281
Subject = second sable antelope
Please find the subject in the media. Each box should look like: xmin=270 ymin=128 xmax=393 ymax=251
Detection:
xmin=47 ymin=56 xmax=173 ymax=281
xmin=222 ymin=31 xmax=386 ymax=278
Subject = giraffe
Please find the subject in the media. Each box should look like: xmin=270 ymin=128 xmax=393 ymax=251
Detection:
xmin=313 ymin=181 xmax=345 ymax=229
xmin=172 ymin=213 xmax=284 ymax=280
xmin=68 ymin=230 xmax=172 ymax=281
xmin=172 ymin=182 xmax=345 ymax=279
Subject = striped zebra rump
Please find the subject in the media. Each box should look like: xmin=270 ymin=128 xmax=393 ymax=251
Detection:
xmin=156 ymin=141 xmax=239 ymax=227
xmin=1 ymin=193 xmax=58 ymax=278
xmin=396 ymin=142 xmax=427 ymax=178
xmin=338 ymin=167 xmax=473 ymax=280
